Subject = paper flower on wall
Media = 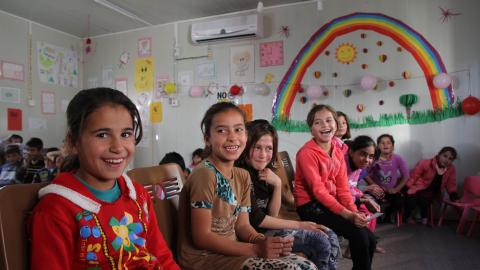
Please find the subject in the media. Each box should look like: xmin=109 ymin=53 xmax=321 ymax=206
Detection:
xmin=335 ymin=43 xmax=357 ymax=64
xmin=439 ymin=7 xmax=462 ymax=23
xmin=280 ymin=26 xmax=290 ymax=38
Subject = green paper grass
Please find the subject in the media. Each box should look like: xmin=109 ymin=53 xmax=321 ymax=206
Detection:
xmin=272 ymin=106 xmax=464 ymax=132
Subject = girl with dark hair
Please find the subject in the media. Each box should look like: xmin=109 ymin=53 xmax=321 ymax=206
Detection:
xmin=405 ymin=146 xmax=459 ymax=225
xmin=365 ymin=134 xmax=408 ymax=223
xmin=237 ymin=119 xmax=339 ymax=270
xmin=295 ymin=104 xmax=376 ymax=270
xmin=178 ymin=103 xmax=317 ymax=270
xmin=30 ymin=88 xmax=179 ymax=269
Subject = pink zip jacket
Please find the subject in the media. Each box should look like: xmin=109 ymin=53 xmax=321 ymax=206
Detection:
xmin=406 ymin=157 xmax=457 ymax=194
xmin=295 ymin=139 xmax=357 ymax=215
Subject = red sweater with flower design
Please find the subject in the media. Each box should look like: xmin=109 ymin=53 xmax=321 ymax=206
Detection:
xmin=29 ymin=172 xmax=179 ymax=270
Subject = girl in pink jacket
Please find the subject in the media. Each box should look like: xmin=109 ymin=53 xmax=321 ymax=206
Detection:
xmin=404 ymin=146 xmax=459 ymax=225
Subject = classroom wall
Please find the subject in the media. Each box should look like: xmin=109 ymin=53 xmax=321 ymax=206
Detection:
xmin=0 ymin=10 xmax=82 ymax=149
xmin=84 ymin=0 xmax=480 ymax=184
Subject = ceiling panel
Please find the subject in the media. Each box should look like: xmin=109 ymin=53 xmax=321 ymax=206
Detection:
xmin=0 ymin=0 xmax=308 ymax=37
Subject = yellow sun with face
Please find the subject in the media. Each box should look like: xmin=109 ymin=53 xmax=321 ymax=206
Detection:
xmin=335 ymin=43 xmax=357 ymax=64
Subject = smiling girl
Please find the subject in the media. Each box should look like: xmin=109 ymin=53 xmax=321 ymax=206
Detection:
xmin=178 ymin=102 xmax=317 ymax=270
xmin=30 ymin=88 xmax=179 ymax=269
xmin=295 ymin=104 xmax=376 ymax=270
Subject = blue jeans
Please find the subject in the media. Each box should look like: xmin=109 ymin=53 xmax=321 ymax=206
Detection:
xmin=268 ymin=228 xmax=339 ymax=270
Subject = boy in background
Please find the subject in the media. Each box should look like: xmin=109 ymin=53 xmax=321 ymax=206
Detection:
xmin=0 ymin=144 xmax=23 ymax=186
xmin=16 ymin=137 xmax=47 ymax=183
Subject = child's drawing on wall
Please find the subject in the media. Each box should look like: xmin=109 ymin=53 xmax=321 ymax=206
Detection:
xmin=230 ymin=45 xmax=254 ymax=83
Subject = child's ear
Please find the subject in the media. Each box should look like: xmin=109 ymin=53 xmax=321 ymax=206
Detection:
xmin=65 ymin=132 xmax=78 ymax=155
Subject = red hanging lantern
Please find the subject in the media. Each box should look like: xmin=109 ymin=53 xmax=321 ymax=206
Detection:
xmin=461 ymin=96 xmax=480 ymax=115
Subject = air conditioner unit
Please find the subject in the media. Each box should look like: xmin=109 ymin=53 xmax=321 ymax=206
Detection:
xmin=191 ymin=13 xmax=263 ymax=43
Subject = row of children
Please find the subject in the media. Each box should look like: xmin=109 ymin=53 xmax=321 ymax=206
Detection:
xmin=335 ymin=112 xmax=458 ymax=225
xmin=28 ymin=87 xmax=459 ymax=270
xmin=0 ymin=135 xmax=63 ymax=186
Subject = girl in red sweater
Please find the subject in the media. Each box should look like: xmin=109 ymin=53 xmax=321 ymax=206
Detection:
xmin=30 ymin=88 xmax=179 ymax=269
xmin=296 ymin=104 xmax=376 ymax=270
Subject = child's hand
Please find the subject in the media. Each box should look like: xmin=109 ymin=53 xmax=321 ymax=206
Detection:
xmin=362 ymin=197 xmax=381 ymax=213
xmin=259 ymin=168 xmax=281 ymax=187
xmin=352 ymin=212 xmax=369 ymax=228
xmin=298 ymin=221 xmax=329 ymax=235
xmin=279 ymin=235 xmax=294 ymax=256
xmin=254 ymin=236 xmax=284 ymax=258
xmin=365 ymin=184 xmax=385 ymax=199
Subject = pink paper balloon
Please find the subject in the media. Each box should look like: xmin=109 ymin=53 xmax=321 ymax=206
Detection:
xmin=360 ymin=75 xmax=377 ymax=90
xmin=189 ymin=85 xmax=204 ymax=97
xmin=306 ymin=85 xmax=323 ymax=99
xmin=433 ymin=73 xmax=451 ymax=88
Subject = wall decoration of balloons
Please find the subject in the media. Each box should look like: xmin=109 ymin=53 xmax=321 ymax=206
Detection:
xmin=461 ymin=96 xmax=480 ymax=115
xmin=360 ymin=75 xmax=378 ymax=90
xmin=253 ymin=83 xmax=271 ymax=96
xmin=189 ymin=85 xmax=204 ymax=97
xmin=432 ymin=72 xmax=452 ymax=88
xmin=230 ymin=84 xmax=243 ymax=96
xmin=306 ymin=85 xmax=324 ymax=99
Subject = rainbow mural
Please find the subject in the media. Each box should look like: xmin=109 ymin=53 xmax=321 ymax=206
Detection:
xmin=272 ymin=12 xmax=454 ymax=120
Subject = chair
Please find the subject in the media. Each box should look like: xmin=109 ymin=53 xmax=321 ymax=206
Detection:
xmin=0 ymin=183 xmax=48 ymax=270
xmin=467 ymin=205 xmax=480 ymax=237
xmin=437 ymin=176 xmax=480 ymax=233
xmin=273 ymin=151 xmax=300 ymax=220
xmin=126 ymin=163 xmax=184 ymax=257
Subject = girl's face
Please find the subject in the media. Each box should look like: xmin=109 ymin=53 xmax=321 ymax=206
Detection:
xmin=206 ymin=109 xmax=246 ymax=164
xmin=248 ymin=134 xmax=274 ymax=171
xmin=192 ymin=154 xmax=202 ymax=166
xmin=310 ymin=109 xmax=337 ymax=145
xmin=335 ymin=115 xmax=348 ymax=138
xmin=74 ymin=104 xmax=135 ymax=189
xmin=350 ymin=145 xmax=375 ymax=169
xmin=437 ymin=151 xmax=455 ymax=168
xmin=378 ymin=137 xmax=394 ymax=155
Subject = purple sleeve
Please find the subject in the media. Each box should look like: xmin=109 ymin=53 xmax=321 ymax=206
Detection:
xmin=395 ymin=154 xmax=409 ymax=178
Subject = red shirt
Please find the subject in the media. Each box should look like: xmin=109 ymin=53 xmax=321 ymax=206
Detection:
xmin=29 ymin=172 xmax=179 ymax=270
xmin=295 ymin=139 xmax=357 ymax=214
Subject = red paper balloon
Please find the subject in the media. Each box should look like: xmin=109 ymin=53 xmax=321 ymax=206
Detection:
xmin=230 ymin=85 xmax=243 ymax=96
xmin=461 ymin=96 xmax=480 ymax=115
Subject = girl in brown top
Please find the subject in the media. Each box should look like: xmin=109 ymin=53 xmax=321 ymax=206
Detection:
xmin=178 ymin=102 xmax=317 ymax=270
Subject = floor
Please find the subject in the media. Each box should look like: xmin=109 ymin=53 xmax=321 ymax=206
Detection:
xmin=337 ymin=221 xmax=480 ymax=270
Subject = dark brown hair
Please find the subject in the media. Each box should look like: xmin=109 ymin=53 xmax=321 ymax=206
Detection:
xmin=63 ymin=87 xmax=142 ymax=171
xmin=237 ymin=119 xmax=278 ymax=169
xmin=200 ymin=102 xmax=246 ymax=157
xmin=336 ymin=111 xmax=351 ymax=139
xmin=306 ymin=104 xmax=337 ymax=128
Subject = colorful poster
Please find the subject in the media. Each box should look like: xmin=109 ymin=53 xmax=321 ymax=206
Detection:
xmin=134 ymin=57 xmax=154 ymax=92
xmin=115 ymin=77 xmax=128 ymax=95
xmin=37 ymin=42 xmax=78 ymax=87
xmin=230 ymin=45 xmax=254 ymax=83
xmin=150 ymin=102 xmax=162 ymax=123
xmin=7 ymin=108 xmax=22 ymax=131
xmin=138 ymin=37 xmax=152 ymax=57
xmin=238 ymin=104 xmax=253 ymax=121
xmin=1 ymin=61 xmax=24 ymax=81
xmin=0 ymin=87 xmax=21 ymax=103
xmin=259 ymin=41 xmax=284 ymax=67
xmin=154 ymin=75 xmax=170 ymax=100
xmin=41 ymin=91 xmax=55 ymax=114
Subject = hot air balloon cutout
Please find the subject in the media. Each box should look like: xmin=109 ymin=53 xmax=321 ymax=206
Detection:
xmin=399 ymin=94 xmax=418 ymax=119
xmin=336 ymin=43 xmax=357 ymax=64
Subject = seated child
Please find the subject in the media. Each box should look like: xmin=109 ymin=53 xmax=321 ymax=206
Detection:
xmin=0 ymin=144 xmax=23 ymax=186
xmin=188 ymin=148 xmax=204 ymax=172
xmin=159 ymin=151 xmax=189 ymax=178
xmin=365 ymin=134 xmax=408 ymax=222
xmin=295 ymin=104 xmax=376 ymax=270
xmin=178 ymin=102 xmax=316 ymax=270
xmin=237 ymin=119 xmax=339 ymax=270
xmin=16 ymin=137 xmax=47 ymax=183
xmin=30 ymin=88 xmax=179 ymax=269
xmin=404 ymin=146 xmax=459 ymax=225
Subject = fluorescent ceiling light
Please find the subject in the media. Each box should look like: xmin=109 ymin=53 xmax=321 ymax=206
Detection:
xmin=93 ymin=0 xmax=152 ymax=26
